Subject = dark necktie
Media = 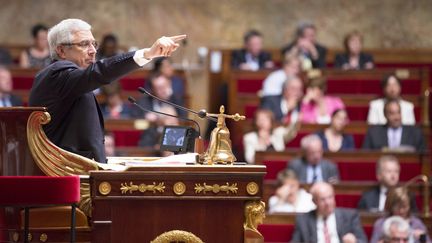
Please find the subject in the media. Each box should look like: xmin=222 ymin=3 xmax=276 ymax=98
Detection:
xmin=312 ymin=165 xmax=318 ymax=183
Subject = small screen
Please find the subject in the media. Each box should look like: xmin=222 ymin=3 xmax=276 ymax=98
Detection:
xmin=162 ymin=127 xmax=187 ymax=146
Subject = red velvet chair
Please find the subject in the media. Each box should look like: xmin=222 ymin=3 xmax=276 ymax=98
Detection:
xmin=0 ymin=176 xmax=80 ymax=243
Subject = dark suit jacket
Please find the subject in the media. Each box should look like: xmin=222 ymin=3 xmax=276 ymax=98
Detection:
xmin=316 ymin=130 xmax=355 ymax=151
xmin=357 ymin=186 xmax=418 ymax=212
xmin=362 ymin=125 xmax=426 ymax=152
xmin=260 ymin=95 xmax=300 ymax=122
xmin=334 ymin=52 xmax=374 ymax=69
xmin=282 ymin=42 xmax=327 ymax=68
xmin=10 ymin=94 xmax=23 ymax=106
xmin=287 ymin=157 xmax=340 ymax=183
xmin=231 ymin=49 xmax=272 ymax=69
xmin=29 ymin=52 xmax=141 ymax=163
xmin=291 ymin=208 xmax=367 ymax=243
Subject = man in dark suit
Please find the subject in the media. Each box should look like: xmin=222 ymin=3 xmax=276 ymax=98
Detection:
xmin=260 ymin=76 xmax=303 ymax=123
xmin=0 ymin=66 xmax=23 ymax=107
xmin=357 ymin=155 xmax=418 ymax=212
xmin=231 ymin=29 xmax=274 ymax=71
xmin=29 ymin=18 xmax=185 ymax=163
xmin=291 ymin=182 xmax=367 ymax=243
xmin=287 ymin=134 xmax=340 ymax=184
xmin=363 ymin=99 xmax=426 ymax=152
xmin=282 ymin=21 xmax=327 ymax=69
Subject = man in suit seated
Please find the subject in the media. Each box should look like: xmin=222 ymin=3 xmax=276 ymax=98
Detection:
xmin=132 ymin=73 xmax=186 ymax=121
xmin=291 ymin=182 xmax=367 ymax=243
xmin=357 ymin=155 xmax=418 ymax=212
xmin=29 ymin=18 xmax=185 ymax=163
xmin=260 ymin=76 xmax=303 ymax=123
xmin=231 ymin=29 xmax=274 ymax=71
xmin=0 ymin=66 xmax=23 ymax=107
xmin=362 ymin=99 xmax=426 ymax=152
xmin=286 ymin=134 xmax=340 ymax=184
xmin=282 ymin=21 xmax=327 ymax=69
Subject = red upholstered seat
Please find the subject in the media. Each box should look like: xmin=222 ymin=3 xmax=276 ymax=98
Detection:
xmin=112 ymin=130 xmax=142 ymax=146
xmin=258 ymin=224 xmax=294 ymax=242
xmin=0 ymin=176 xmax=80 ymax=205
xmin=119 ymin=77 xmax=145 ymax=91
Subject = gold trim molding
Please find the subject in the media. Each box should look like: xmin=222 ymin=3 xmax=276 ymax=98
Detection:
xmin=40 ymin=233 xmax=48 ymax=242
xmin=173 ymin=182 xmax=186 ymax=195
xmin=194 ymin=182 xmax=238 ymax=194
xmin=98 ymin=182 xmax=112 ymax=196
xmin=120 ymin=182 xmax=165 ymax=194
xmin=151 ymin=230 xmax=204 ymax=243
xmin=246 ymin=182 xmax=259 ymax=195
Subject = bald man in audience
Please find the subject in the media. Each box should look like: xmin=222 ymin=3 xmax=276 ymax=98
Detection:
xmin=363 ymin=99 xmax=426 ymax=152
xmin=0 ymin=66 xmax=22 ymax=107
xmin=357 ymin=155 xmax=418 ymax=212
xmin=29 ymin=18 xmax=185 ymax=163
xmin=286 ymin=134 xmax=340 ymax=184
xmin=291 ymin=182 xmax=367 ymax=243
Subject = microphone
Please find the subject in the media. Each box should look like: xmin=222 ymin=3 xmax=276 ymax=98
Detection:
xmin=137 ymin=87 xmax=217 ymax=122
xmin=128 ymin=96 xmax=201 ymax=136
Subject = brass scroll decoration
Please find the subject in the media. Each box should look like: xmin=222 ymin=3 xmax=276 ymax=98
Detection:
xmin=151 ymin=230 xmax=204 ymax=243
xmin=27 ymin=111 xmax=101 ymax=216
xmin=120 ymin=182 xmax=165 ymax=194
xmin=194 ymin=182 xmax=238 ymax=194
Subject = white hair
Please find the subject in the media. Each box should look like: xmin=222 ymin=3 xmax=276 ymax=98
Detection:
xmin=300 ymin=134 xmax=322 ymax=150
xmin=383 ymin=216 xmax=410 ymax=239
xmin=48 ymin=19 xmax=91 ymax=60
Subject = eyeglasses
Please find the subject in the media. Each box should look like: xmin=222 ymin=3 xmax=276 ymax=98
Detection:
xmin=61 ymin=40 xmax=98 ymax=50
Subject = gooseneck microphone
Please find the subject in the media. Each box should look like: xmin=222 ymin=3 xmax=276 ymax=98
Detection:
xmin=128 ymin=96 xmax=201 ymax=136
xmin=137 ymin=87 xmax=217 ymax=122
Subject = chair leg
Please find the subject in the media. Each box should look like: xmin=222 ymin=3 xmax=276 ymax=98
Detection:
xmin=71 ymin=204 xmax=76 ymax=243
xmin=24 ymin=207 xmax=29 ymax=243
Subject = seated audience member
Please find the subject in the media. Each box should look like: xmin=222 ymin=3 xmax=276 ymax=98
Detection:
xmin=282 ymin=21 xmax=327 ymax=69
xmin=0 ymin=48 xmax=13 ymax=66
xmin=316 ymin=109 xmax=354 ymax=152
xmin=370 ymin=187 xmax=431 ymax=243
xmin=96 ymin=34 xmax=122 ymax=60
xmin=0 ymin=66 xmax=22 ymax=107
xmin=231 ymin=29 xmax=274 ymax=71
xmin=19 ymin=24 xmax=51 ymax=68
xmin=145 ymin=57 xmax=185 ymax=101
xmin=100 ymin=82 xmax=132 ymax=119
xmin=104 ymin=132 xmax=118 ymax=157
xmin=243 ymin=109 xmax=299 ymax=163
xmin=138 ymin=106 xmax=179 ymax=153
xmin=368 ymin=74 xmax=415 ymax=125
xmin=357 ymin=155 xmax=418 ymax=212
xmin=334 ymin=31 xmax=374 ymax=70
xmin=287 ymin=134 xmax=340 ymax=184
xmin=268 ymin=169 xmax=315 ymax=213
xmin=261 ymin=54 xmax=301 ymax=96
xmin=260 ymin=76 xmax=303 ymax=123
xmin=301 ymin=77 xmax=345 ymax=124
xmin=291 ymin=182 xmax=367 ymax=243
xmin=381 ymin=216 xmax=411 ymax=243
xmin=363 ymin=100 xmax=426 ymax=152
xmin=132 ymin=73 xmax=186 ymax=120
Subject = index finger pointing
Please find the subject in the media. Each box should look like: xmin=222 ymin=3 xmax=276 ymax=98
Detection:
xmin=168 ymin=34 xmax=187 ymax=42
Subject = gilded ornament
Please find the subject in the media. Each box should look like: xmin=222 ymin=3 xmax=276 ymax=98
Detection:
xmin=98 ymin=182 xmax=111 ymax=195
xmin=173 ymin=182 xmax=186 ymax=195
xmin=194 ymin=182 xmax=238 ymax=194
xmin=151 ymin=230 xmax=203 ymax=243
xmin=40 ymin=233 xmax=48 ymax=242
xmin=120 ymin=182 xmax=165 ymax=194
xmin=244 ymin=201 xmax=266 ymax=239
xmin=246 ymin=182 xmax=259 ymax=195
xmin=12 ymin=232 xmax=19 ymax=242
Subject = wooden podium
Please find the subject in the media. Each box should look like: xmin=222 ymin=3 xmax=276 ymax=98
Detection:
xmin=90 ymin=165 xmax=266 ymax=243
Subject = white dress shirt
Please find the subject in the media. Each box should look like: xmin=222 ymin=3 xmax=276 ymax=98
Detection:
xmin=0 ymin=95 xmax=12 ymax=107
xmin=317 ymin=213 xmax=340 ymax=243
xmin=367 ymin=98 xmax=415 ymax=125
xmin=133 ymin=48 xmax=152 ymax=67
xmin=268 ymin=189 xmax=316 ymax=213
xmin=387 ymin=126 xmax=403 ymax=148
xmin=262 ymin=69 xmax=288 ymax=96
xmin=378 ymin=186 xmax=388 ymax=211
xmin=306 ymin=164 xmax=323 ymax=183
xmin=245 ymin=53 xmax=259 ymax=71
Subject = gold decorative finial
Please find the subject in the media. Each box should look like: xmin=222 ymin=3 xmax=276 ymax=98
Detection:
xmin=200 ymin=105 xmax=245 ymax=165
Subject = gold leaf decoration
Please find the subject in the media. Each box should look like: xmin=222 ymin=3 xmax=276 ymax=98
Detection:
xmin=194 ymin=182 xmax=238 ymax=194
xmin=120 ymin=182 xmax=165 ymax=194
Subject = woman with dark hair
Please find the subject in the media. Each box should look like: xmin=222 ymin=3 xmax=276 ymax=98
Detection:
xmin=300 ymin=77 xmax=345 ymax=124
xmin=243 ymin=109 xmax=299 ymax=163
xmin=367 ymin=74 xmax=415 ymax=125
xmin=334 ymin=31 xmax=374 ymax=70
xmin=19 ymin=24 xmax=51 ymax=68
xmin=370 ymin=187 xmax=431 ymax=243
xmin=96 ymin=34 xmax=122 ymax=60
xmin=315 ymin=109 xmax=354 ymax=151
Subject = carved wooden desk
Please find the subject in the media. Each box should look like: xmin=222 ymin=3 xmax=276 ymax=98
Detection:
xmin=90 ymin=165 xmax=266 ymax=243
